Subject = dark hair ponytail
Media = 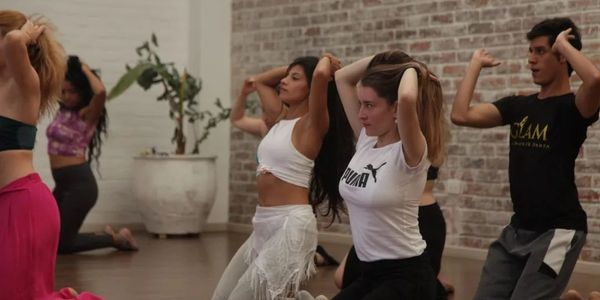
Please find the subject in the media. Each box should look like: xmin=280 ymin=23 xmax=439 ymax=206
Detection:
xmin=310 ymin=80 xmax=355 ymax=224
xmin=286 ymin=55 xmax=354 ymax=223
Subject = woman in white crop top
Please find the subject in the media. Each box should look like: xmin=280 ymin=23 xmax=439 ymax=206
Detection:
xmin=299 ymin=53 xmax=446 ymax=300
xmin=212 ymin=54 xmax=354 ymax=300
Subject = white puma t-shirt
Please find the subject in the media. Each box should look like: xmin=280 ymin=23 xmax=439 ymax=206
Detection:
xmin=339 ymin=128 xmax=430 ymax=262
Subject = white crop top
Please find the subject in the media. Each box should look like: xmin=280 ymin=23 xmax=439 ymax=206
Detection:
xmin=339 ymin=128 xmax=430 ymax=262
xmin=256 ymin=118 xmax=314 ymax=189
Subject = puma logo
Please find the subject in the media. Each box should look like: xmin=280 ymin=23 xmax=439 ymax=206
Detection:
xmin=364 ymin=162 xmax=387 ymax=183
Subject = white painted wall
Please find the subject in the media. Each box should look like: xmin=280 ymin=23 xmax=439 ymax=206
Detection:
xmin=1 ymin=1 xmax=231 ymax=228
xmin=189 ymin=1 xmax=232 ymax=224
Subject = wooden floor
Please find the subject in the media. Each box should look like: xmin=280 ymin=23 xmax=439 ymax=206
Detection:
xmin=55 ymin=231 xmax=600 ymax=300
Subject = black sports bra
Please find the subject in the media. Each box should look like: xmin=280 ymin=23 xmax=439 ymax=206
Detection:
xmin=426 ymin=166 xmax=439 ymax=181
xmin=0 ymin=115 xmax=36 ymax=151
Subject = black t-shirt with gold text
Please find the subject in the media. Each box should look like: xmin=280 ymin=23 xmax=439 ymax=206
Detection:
xmin=493 ymin=93 xmax=598 ymax=232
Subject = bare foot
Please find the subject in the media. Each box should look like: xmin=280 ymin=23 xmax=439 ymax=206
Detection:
xmin=589 ymin=291 xmax=600 ymax=300
xmin=114 ymin=228 xmax=139 ymax=251
xmin=67 ymin=288 xmax=79 ymax=297
xmin=104 ymin=225 xmax=116 ymax=236
xmin=562 ymin=289 xmax=584 ymax=300
xmin=439 ymin=275 xmax=454 ymax=293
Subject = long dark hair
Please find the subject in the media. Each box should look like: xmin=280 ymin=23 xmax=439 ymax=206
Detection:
xmin=65 ymin=55 xmax=108 ymax=166
xmin=310 ymin=80 xmax=355 ymax=223
xmin=287 ymin=56 xmax=354 ymax=223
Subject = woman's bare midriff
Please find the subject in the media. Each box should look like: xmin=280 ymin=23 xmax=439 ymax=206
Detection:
xmin=256 ymin=173 xmax=310 ymax=207
xmin=419 ymin=180 xmax=436 ymax=206
xmin=0 ymin=151 xmax=35 ymax=189
xmin=49 ymin=155 xmax=87 ymax=169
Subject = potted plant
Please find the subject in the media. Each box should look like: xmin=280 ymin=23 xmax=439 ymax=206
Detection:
xmin=108 ymin=33 xmax=230 ymax=235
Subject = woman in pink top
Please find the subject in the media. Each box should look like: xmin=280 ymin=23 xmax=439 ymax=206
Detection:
xmin=0 ymin=10 xmax=100 ymax=299
xmin=47 ymin=55 xmax=138 ymax=253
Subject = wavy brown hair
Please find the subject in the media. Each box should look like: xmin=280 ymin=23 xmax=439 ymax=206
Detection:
xmin=0 ymin=10 xmax=66 ymax=115
xmin=362 ymin=53 xmax=447 ymax=165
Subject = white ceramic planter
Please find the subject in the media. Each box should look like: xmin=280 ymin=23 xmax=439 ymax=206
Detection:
xmin=132 ymin=155 xmax=217 ymax=234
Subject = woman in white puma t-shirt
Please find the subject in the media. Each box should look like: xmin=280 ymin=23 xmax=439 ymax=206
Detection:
xmin=331 ymin=53 xmax=446 ymax=300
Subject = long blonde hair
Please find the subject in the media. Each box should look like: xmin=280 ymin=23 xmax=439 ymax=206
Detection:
xmin=361 ymin=58 xmax=448 ymax=164
xmin=416 ymin=66 xmax=447 ymax=165
xmin=0 ymin=10 xmax=65 ymax=115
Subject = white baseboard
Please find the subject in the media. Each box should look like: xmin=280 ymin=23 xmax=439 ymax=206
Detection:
xmin=573 ymin=260 xmax=600 ymax=275
xmin=443 ymin=246 xmax=488 ymax=261
xmin=317 ymin=231 xmax=353 ymax=245
xmin=80 ymin=222 xmax=146 ymax=232
xmin=227 ymin=223 xmax=253 ymax=233
xmin=203 ymin=222 xmax=229 ymax=232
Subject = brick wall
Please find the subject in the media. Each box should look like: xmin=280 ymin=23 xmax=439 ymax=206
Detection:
xmin=230 ymin=0 xmax=600 ymax=263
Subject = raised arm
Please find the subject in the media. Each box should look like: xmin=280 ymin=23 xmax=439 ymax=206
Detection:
xmin=553 ymin=28 xmax=600 ymax=118
xmin=253 ymin=65 xmax=287 ymax=124
xmin=306 ymin=54 xmax=340 ymax=137
xmin=79 ymin=63 xmax=107 ymax=126
xmin=4 ymin=20 xmax=44 ymax=96
xmin=396 ymin=66 xmax=426 ymax=167
xmin=451 ymin=49 xmax=504 ymax=128
xmin=335 ymin=55 xmax=374 ymax=138
xmin=230 ymin=78 xmax=267 ymax=137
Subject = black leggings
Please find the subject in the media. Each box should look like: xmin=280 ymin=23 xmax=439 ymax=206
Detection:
xmin=418 ymin=202 xmax=447 ymax=275
xmin=333 ymin=254 xmax=436 ymax=300
xmin=52 ymin=163 xmax=114 ymax=254
xmin=343 ymin=202 xmax=447 ymax=299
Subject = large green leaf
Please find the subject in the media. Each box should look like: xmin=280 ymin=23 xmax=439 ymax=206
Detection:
xmin=107 ymin=63 xmax=155 ymax=100
xmin=137 ymin=67 xmax=159 ymax=90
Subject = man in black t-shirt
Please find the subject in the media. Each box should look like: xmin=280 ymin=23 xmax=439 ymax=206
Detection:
xmin=451 ymin=17 xmax=600 ymax=300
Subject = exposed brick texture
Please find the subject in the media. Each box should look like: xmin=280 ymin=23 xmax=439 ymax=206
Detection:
xmin=230 ymin=0 xmax=600 ymax=263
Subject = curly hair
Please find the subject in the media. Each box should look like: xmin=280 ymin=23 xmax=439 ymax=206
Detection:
xmin=65 ymin=55 xmax=108 ymax=166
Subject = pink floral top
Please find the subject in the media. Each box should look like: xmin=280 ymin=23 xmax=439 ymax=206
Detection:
xmin=46 ymin=108 xmax=95 ymax=157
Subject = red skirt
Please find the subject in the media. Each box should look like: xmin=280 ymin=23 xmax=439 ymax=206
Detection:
xmin=0 ymin=173 xmax=102 ymax=300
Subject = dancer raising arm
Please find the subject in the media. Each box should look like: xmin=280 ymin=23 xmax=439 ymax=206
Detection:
xmin=0 ymin=10 xmax=101 ymax=300
xmin=212 ymin=54 xmax=354 ymax=300
xmin=451 ymin=17 xmax=600 ymax=300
